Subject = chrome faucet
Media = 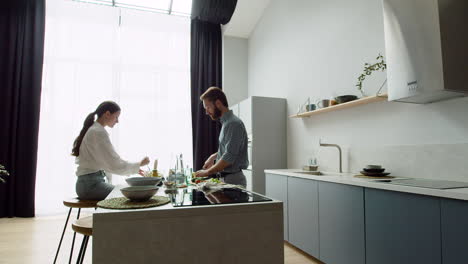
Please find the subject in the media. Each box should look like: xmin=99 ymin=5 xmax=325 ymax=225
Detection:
xmin=319 ymin=139 xmax=342 ymax=173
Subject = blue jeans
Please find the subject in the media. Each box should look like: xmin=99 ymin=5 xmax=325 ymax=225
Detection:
xmin=76 ymin=170 xmax=114 ymax=200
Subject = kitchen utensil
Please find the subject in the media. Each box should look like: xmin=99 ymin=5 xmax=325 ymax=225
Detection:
xmin=317 ymin=99 xmax=330 ymax=108
xmin=335 ymin=95 xmax=358 ymax=104
xmin=363 ymin=168 xmax=385 ymax=173
xmin=126 ymin=177 xmax=161 ymax=186
xmin=360 ymin=171 xmax=391 ymax=177
xmin=120 ymin=186 xmax=158 ymax=202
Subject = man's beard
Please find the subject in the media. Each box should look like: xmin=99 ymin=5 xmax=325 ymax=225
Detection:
xmin=210 ymin=106 xmax=222 ymax=120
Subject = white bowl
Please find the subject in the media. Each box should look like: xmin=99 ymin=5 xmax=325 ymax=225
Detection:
xmin=126 ymin=177 xmax=161 ymax=187
xmin=120 ymin=186 xmax=158 ymax=202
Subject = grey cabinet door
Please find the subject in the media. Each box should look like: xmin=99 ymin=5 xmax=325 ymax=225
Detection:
xmin=288 ymin=177 xmax=319 ymax=257
xmin=365 ymin=188 xmax=441 ymax=264
xmin=318 ymin=182 xmax=365 ymax=264
xmin=265 ymin=173 xmax=288 ymax=241
xmin=441 ymin=198 xmax=468 ymax=264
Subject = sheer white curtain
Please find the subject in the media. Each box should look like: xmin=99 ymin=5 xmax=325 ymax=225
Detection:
xmin=36 ymin=0 xmax=191 ymax=215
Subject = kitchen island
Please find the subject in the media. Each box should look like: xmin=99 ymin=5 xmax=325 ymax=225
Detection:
xmin=92 ymin=185 xmax=284 ymax=264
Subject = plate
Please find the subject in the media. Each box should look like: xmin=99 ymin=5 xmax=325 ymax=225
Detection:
xmin=360 ymin=171 xmax=391 ymax=177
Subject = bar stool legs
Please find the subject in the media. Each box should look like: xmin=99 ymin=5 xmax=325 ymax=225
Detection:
xmin=53 ymin=207 xmax=82 ymax=264
xmin=53 ymin=207 xmax=72 ymax=264
xmin=76 ymin=235 xmax=89 ymax=264
xmin=71 ymin=215 xmax=93 ymax=264
xmin=68 ymin=208 xmax=81 ymax=264
xmin=57 ymin=199 xmax=98 ymax=263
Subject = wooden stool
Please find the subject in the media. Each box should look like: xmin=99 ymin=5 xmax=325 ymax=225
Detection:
xmin=53 ymin=198 xmax=98 ymax=264
xmin=72 ymin=216 xmax=93 ymax=264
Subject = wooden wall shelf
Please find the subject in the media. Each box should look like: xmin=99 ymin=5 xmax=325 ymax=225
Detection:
xmin=290 ymin=93 xmax=388 ymax=118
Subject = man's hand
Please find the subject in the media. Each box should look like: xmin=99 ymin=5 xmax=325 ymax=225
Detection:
xmin=202 ymin=153 xmax=217 ymax=169
xmin=194 ymin=169 xmax=210 ymax=178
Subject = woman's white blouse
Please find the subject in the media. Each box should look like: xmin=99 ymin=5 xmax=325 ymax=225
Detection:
xmin=75 ymin=122 xmax=140 ymax=176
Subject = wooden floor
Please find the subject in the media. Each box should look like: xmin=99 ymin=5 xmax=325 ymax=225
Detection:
xmin=0 ymin=213 xmax=322 ymax=264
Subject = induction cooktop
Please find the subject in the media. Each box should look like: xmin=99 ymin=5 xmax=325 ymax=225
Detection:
xmin=386 ymin=178 xmax=468 ymax=189
xmin=169 ymin=186 xmax=272 ymax=207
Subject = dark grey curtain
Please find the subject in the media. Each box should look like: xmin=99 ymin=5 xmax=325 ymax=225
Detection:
xmin=190 ymin=0 xmax=237 ymax=170
xmin=0 ymin=0 xmax=46 ymax=217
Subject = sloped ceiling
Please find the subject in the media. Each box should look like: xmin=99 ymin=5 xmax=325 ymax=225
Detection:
xmin=222 ymin=0 xmax=271 ymax=38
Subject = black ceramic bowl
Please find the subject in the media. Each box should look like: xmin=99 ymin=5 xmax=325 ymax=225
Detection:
xmin=363 ymin=168 xmax=385 ymax=173
xmin=335 ymin=95 xmax=358 ymax=104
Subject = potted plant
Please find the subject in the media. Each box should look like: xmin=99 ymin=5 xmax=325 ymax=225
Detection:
xmin=356 ymin=53 xmax=387 ymax=97
xmin=0 ymin=164 xmax=9 ymax=183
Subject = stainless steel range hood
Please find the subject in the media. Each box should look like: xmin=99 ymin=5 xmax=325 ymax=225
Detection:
xmin=382 ymin=0 xmax=468 ymax=104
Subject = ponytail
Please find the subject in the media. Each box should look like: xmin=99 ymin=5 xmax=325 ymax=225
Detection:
xmin=71 ymin=112 xmax=96 ymax=156
xmin=71 ymin=101 xmax=121 ymax=156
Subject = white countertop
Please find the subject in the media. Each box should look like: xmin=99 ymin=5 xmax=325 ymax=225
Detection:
xmin=265 ymin=169 xmax=468 ymax=201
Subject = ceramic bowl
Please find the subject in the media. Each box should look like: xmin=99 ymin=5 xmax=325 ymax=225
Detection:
xmin=126 ymin=177 xmax=162 ymax=187
xmin=120 ymin=186 xmax=158 ymax=202
xmin=366 ymin=165 xmax=382 ymax=169
xmin=363 ymin=168 xmax=385 ymax=173
xmin=335 ymin=95 xmax=358 ymax=104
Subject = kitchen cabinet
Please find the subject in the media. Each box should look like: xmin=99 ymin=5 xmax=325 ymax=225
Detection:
xmin=365 ymin=188 xmax=441 ymax=264
xmin=287 ymin=177 xmax=319 ymax=257
xmin=441 ymin=198 xmax=468 ymax=264
xmin=318 ymin=182 xmax=365 ymax=264
xmin=239 ymin=98 xmax=252 ymax=134
xmin=265 ymin=173 xmax=288 ymax=241
xmin=232 ymin=96 xmax=286 ymax=194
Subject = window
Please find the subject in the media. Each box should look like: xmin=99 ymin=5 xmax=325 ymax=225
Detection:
xmin=73 ymin=0 xmax=193 ymax=16
xmin=36 ymin=0 xmax=192 ymax=215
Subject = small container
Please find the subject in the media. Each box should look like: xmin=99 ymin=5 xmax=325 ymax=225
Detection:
xmin=303 ymin=165 xmax=319 ymax=171
xmin=306 ymin=104 xmax=316 ymax=111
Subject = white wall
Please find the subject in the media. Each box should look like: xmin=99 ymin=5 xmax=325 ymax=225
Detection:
xmin=247 ymin=0 xmax=468 ymax=180
xmin=223 ymin=36 xmax=248 ymax=106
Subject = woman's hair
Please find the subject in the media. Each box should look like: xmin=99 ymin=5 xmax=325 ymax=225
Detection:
xmin=71 ymin=101 xmax=121 ymax=156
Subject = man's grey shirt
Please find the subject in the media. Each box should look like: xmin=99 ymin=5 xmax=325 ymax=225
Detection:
xmin=217 ymin=110 xmax=249 ymax=173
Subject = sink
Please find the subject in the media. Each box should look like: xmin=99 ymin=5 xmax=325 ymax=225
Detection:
xmin=294 ymin=171 xmax=323 ymax=176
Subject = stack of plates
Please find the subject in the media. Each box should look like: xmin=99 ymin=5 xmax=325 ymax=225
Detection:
xmin=360 ymin=165 xmax=390 ymax=177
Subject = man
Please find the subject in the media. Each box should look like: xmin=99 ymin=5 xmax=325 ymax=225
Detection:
xmin=194 ymin=87 xmax=249 ymax=187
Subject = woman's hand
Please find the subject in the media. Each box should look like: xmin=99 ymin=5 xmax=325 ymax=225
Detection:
xmin=140 ymin=157 xmax=150 ymax=166
xmin=202 ymin=153 xmax=217 ymax=169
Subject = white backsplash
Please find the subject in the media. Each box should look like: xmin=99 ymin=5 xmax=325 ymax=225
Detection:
xmin=315 ymin=143 xmax=468 ymax=181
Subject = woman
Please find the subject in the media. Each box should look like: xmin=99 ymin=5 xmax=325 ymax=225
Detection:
xmin=72 ymin=101 xmax=150 ymax=200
